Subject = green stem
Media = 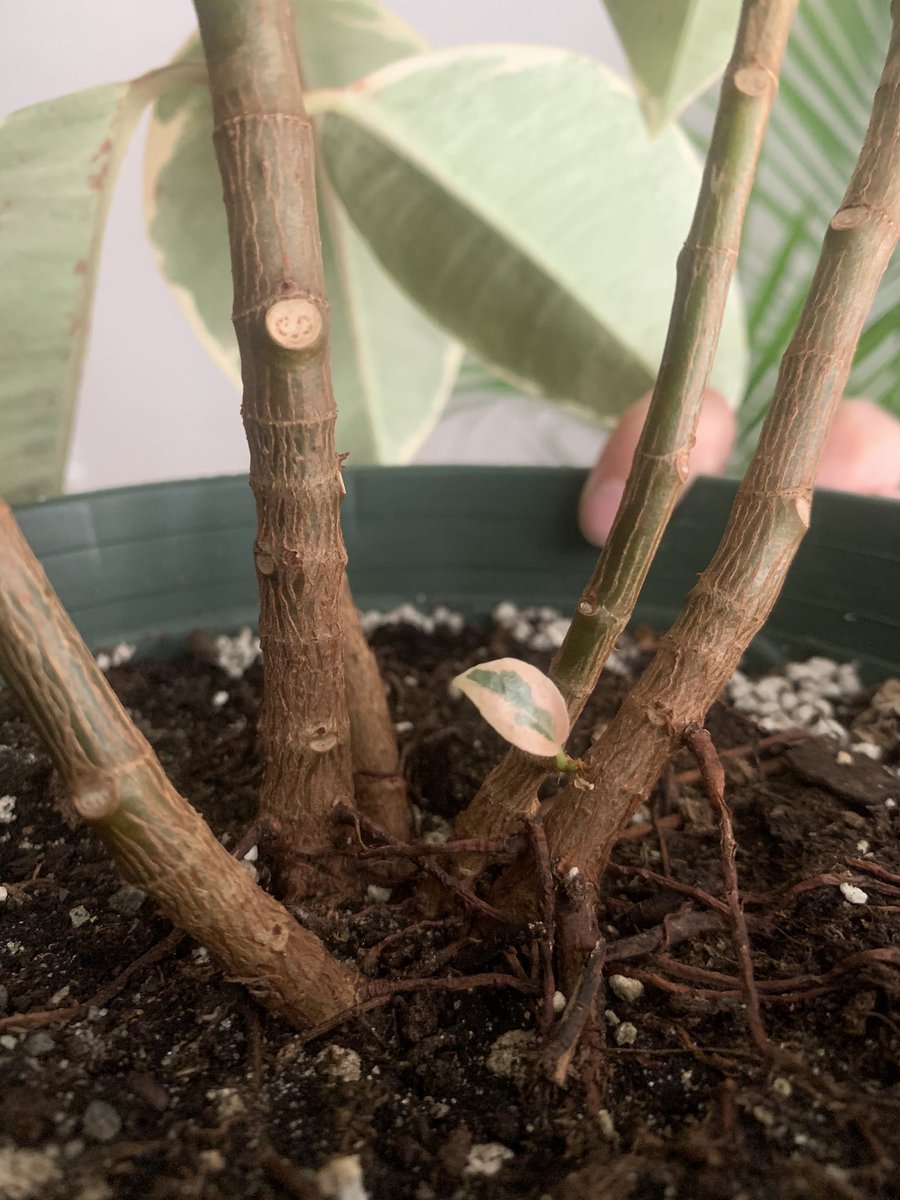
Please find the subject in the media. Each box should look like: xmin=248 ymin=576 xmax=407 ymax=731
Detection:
xmin=553 ymin=749 xmax=583 ymax=774
xmin=454 ymin=0 xmax=798 ymax=861
xmin=0 ymin=503 xmax=360 ymax=1027
xmin=194 ymin=0 xmax=352 ymax=896
xmin=517 ymin=1 xmax=900 ymax=900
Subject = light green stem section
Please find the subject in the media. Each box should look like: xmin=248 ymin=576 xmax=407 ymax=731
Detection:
xmin=455 ymin=0 xmax=798 ymax=857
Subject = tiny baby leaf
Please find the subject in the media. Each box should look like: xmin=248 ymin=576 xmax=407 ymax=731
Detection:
xmin=453 ymin=657 xmax=570 ymax=758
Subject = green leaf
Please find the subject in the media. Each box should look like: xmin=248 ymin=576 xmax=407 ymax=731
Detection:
xmin=453 ymin=657 xmax=570 ymax=757
xmin=144 ymin=0 xmax=462 ymax=465
xmin=317 ymin=46 xmax=748 ymax=424
xmin=0 ymin=63 xmax=202 ymax=503
xmin=604 ymin=0 xmax=741 ymax=135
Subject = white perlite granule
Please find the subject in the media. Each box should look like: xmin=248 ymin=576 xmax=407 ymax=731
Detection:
xmin=0 ymin=795 xmax=16 ymax=824
xmin=493 ymin=602 xmax=570 ymax=653
xmin=486 ymin=1029 xmax=536 ymax=1080
xmin=317 ymin=1155 xmax=369 ymax=1200
xmin=614 ymin=1021 xmax=638 ymax=1046
xmin=609 ymin=975 xmax=644 ymax=1003
xmin=839 ymin=882 xmax=869 ymax=905
xmin=315 ymin=1045 xmax=363 ymax=1083
xmin=597 ymin=1109 xmax=617 ymax=1140
xmin=0 ymin=1146 xmax=62 ymax=1199
xmin=728 ymin=656 xmax=863 ymax=743
xmin=360 ymin=604 xmax=463 ymax=637
xmin=464 ymin=1143 xmax=515 ymax=1178
xmin=95 ymin=642 xmax=136 ymax=672
xmin=214 ymin=627 xmax=261 ymax=679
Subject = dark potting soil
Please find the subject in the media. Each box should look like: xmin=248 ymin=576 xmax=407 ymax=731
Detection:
xmin=0 ymin=617 xmax=898 ymax=1200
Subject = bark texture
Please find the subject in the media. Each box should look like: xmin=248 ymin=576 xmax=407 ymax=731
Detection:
xmin=0 ymin=503 xmax=360 ymax=1027
xmin=454 ymin=0 xmax=798 ymax=863
xmin=341 ymin=576 xmax=412 ymax=841
xmin=501 ymin=5 xmax=900 ymax=911
xmin=194 ymin=0 xmax=352 ymax=894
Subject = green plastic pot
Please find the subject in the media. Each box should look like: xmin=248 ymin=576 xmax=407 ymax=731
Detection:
xmin=13 ymin=468 xmax=900 ymax=682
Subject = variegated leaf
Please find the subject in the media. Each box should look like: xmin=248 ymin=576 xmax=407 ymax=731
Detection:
xmin=0 ymin=63 xmax=203 ymax=501
xmin=316 ymin=45 xmax=748 ymax=421
xmin=453 ymin=657 xmax=570 ymax=758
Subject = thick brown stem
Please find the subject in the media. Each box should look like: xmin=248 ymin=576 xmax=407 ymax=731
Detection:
xmin=341 ymin=576 xmax=412 ymax=841
xmin=0 ymin=503 xmax=360 ymax=1027
xmin=194 ymin=0 xmax=351 ymax=896
xmin=500 ymin=8 xmax=900 ymax=912
xmin=453 ymin=0 xmax=798 ymax=862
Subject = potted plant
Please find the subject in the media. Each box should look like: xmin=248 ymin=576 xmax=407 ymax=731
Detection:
xmin=1 ymin=2 xmax=898 ymax=1197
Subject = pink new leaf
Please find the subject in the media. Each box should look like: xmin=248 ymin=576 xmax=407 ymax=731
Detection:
xmin=453 ymin=657 xmax=570 ymax=758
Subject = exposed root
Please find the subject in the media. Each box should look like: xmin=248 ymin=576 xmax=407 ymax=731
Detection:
xmin=362 ymin=917 xmax=462 ymax=972
xmin=0 ymin=928 xmax=185 ymax=1032
xmin=606 ymin=907 xmax=726 ymax=963
xmin=542 ymin=939 xmax=607 ymax=1086
xmin=366 ymin=971 xmax=538 ymax=1000
xmin=671 ymin=726 xmax=811 ymax=786
xmin=334 ymin=801 xmax=516 ymax=924
xmin=845 ymin=857 xmax=900 ymax=890
xmin=526 ymin=818 xmax=557 ymax=1029
xmin=607 ymin=862 xmax=730 ymax=916
xmin=297 ymin=970 xmax=540 ymax=1046
xmin=674 ymin=724 xmax=884 ymax=1100
xmin=686 ymin=724 xmax=774 ymax=1059
xmin=0 ymin=831 xmax=258 ymax=1034
xmin=616 ymin=945 xmax=900 ymax=1007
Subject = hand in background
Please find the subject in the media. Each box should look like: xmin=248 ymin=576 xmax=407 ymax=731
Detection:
xmin=579 ymin=391 xmax=900 ymax=546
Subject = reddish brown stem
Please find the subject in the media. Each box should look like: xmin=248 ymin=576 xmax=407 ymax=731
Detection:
xmin=341 ymin=575 xmax=412 ymax=841
xmin=686 ymin=726 xmax=770 ymax=1056
xmin=542 ymin=940 xmax=607 ymax=1086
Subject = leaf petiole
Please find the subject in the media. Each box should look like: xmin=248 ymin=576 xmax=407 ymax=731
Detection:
xmin=553 ymin=749 xmax=584 ymax=774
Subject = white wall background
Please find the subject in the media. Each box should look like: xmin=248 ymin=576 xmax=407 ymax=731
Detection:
xmin=0 ymin=2 xmax=627 ymax=491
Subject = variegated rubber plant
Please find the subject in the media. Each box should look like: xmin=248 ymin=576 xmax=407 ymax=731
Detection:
xmin=1 ymin=0 xmax=898 ymax=1040
xmin=0 ymin=0 xmax=747 ymax=502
